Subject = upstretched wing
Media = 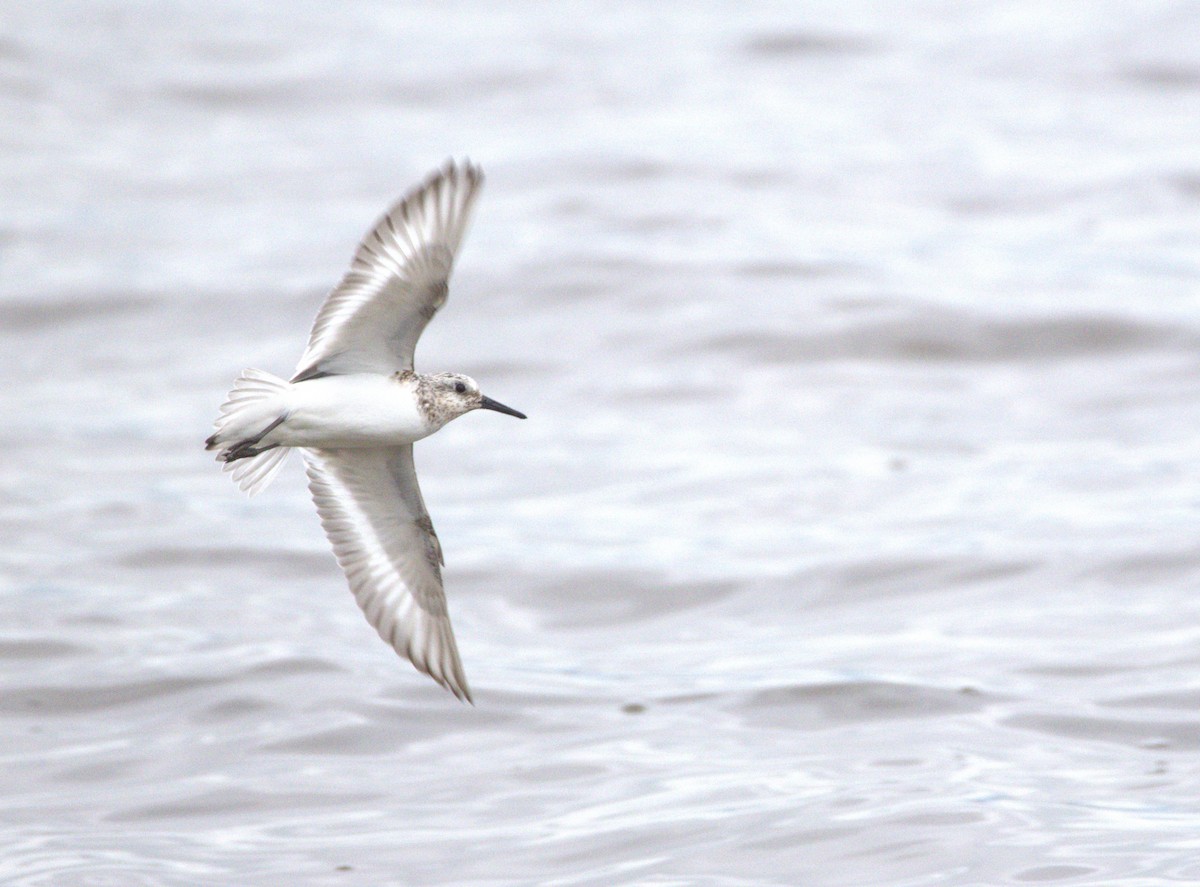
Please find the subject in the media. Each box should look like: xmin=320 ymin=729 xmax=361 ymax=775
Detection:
xmin=303 ymin=446 xmax=471 ymax=702
xmin=293 ymin=160 xmax=484 ymax=382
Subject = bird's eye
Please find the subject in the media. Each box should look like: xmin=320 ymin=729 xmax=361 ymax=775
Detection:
xmin=454 ymin=382 xmax=467 ymax=394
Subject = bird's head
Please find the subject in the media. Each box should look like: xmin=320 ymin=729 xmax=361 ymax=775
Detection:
xmin=428 ymin=373 xmax=526 ymax=424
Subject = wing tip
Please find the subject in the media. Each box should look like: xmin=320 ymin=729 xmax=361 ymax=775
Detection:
xmin=423 ymin=614 xmax=474 ymax=704
xmin=445 ymin=675 xmax=475 ymax=705
xmin=426 ymin=158 xmax=484 ymax=209
xmin=438 ymin=156 xmax=483 ymax=187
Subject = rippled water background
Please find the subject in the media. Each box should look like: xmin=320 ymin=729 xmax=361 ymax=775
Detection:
xmin=4 ymin=2 xmax=1200 ymax=884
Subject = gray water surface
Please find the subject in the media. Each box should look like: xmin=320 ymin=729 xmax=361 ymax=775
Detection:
xmin=4 ymin=2 xmax=1200 ymax=884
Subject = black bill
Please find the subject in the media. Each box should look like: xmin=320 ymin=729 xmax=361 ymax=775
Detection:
xmin=480 ymin=395 xmax=527 ymax=419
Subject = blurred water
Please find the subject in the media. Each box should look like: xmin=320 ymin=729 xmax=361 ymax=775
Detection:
xmin=4 ymin=2 xmax=1200 ymax=884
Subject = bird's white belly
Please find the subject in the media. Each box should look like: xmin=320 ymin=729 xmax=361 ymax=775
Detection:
xmin=275 ymin=374 xmax=429 ymax=448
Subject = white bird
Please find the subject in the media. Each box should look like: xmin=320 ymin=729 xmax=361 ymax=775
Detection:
xmin=206 ymin=161 xmax=524 ymax=703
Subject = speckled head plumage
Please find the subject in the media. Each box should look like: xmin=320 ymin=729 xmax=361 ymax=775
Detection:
xmin=415 ymin=372 xmax=526 ymax=429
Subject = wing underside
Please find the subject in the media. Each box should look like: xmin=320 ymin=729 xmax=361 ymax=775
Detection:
xmin=294 ymin=161 xmax=484 ymax=381
xmin=303 ymin=447 xmax=471 ymax=702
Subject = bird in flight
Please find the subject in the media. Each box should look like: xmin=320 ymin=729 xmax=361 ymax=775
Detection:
xmin=206 ymin=161 xmax=524 ymax=703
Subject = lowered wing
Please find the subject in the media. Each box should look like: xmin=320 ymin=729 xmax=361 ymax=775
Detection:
xmin=303 ymin=446 xmax=471 ymax=702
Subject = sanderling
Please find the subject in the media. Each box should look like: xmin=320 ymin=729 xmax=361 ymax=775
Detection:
xmin=206 ymin=161 xmax=524 ymax=703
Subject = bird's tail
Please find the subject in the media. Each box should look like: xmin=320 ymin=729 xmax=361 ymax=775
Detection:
xmin=205 ymin=368 xmax=293 ymax=497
